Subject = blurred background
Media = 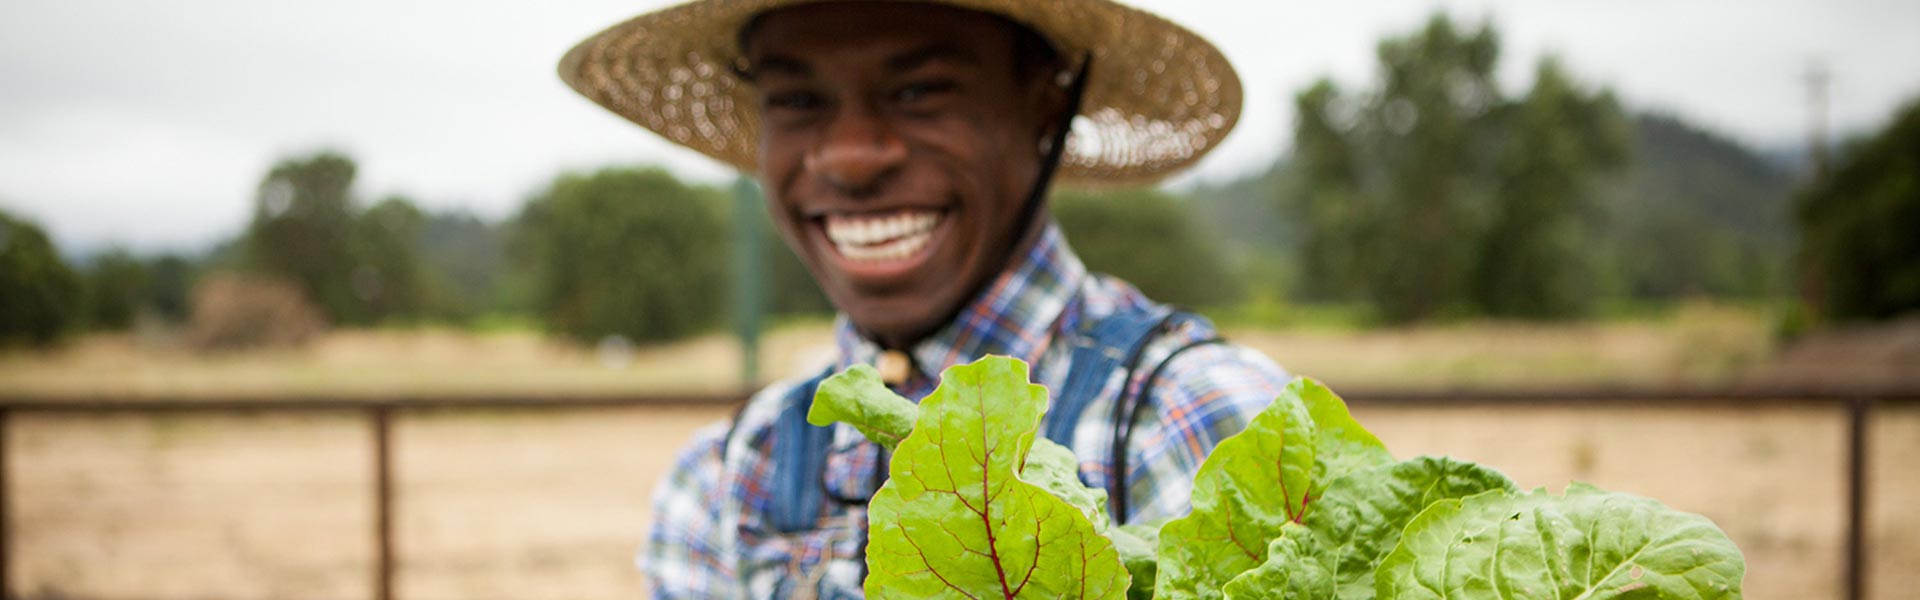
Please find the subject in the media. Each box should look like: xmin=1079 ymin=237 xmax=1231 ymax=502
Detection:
xmin=3 ymin=0 xmax=1918 ymax=598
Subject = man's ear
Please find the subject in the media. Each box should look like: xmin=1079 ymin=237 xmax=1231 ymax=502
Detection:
xmin=1030 ymin=66 xmax=1072 ymax=156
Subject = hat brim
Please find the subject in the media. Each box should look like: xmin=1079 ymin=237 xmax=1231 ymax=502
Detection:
xmin=558 ymin=0 xmax=1242 ymax=185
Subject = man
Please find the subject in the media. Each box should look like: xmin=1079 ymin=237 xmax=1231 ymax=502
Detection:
xmin=560 ymin=1 xmax=1290 ymax=596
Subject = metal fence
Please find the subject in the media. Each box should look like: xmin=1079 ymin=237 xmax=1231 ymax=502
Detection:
xmin=1 ymin=387 xmax=1913 ymax=600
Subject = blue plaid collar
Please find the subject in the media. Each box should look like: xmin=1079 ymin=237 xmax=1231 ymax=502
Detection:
xmin=833 ymin=222 xmax=1086 ymax=395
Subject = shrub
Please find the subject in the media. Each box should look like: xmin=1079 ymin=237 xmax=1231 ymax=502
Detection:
xmin=186 ymin=273 xmax=328 ymax=350
xmin=0 ymin=209 xmax=81 ymax=347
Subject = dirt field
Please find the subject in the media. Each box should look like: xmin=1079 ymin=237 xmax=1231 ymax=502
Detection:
xmin=9 ymin=402 xmax=1915 ymax=600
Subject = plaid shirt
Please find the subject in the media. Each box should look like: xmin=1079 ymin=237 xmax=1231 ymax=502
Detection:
xmin=643 ymin=222 xmax=1292 ymax=598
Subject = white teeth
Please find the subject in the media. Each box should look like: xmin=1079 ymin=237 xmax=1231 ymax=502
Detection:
xmin=824 ymin=210 xmax=942 ymax=263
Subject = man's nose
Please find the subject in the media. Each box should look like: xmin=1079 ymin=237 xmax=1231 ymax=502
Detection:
xmin=804 ymin=107 xmax=906 ymax=197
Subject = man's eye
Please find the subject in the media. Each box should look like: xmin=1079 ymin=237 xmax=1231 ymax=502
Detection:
xmin=766 ymin=91 xmax=826 ymax=111
xmin=893 ymin=81 xmax=957 ymax=105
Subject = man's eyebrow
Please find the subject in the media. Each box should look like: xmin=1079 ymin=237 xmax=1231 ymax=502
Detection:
xmin=744 ymin=53 xmax=811 ymax=79
xmin=885 ymin=43 xmax=980 ymax=72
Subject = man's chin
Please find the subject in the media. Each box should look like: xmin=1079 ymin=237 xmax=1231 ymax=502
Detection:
xmin=838 ymin=290 xmax=959 ymax=348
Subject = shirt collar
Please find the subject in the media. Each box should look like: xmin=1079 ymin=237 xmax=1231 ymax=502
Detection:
xmin=833 ymin=221 xmax=1086 ymax=396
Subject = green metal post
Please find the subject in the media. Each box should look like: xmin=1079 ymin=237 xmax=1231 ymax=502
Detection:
xmin=731 ymin=177 xmax=766 ymax=390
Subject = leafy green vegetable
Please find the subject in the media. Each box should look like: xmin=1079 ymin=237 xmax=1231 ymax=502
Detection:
xmin=858 ymin=356 xmax=1130 ymax=598
xmin=1114 ymin=521 xmax=1167 ymax=600
xmin=809 ymin=364 xmax=918 ymax=451
xmin=809 ymin=362 xmax=1110 ymax=528
xmin=1221 ymin=457 xmax=1517 ymax=599
xmin=808 ymin=358 xmax=1744 ymax=599
xmin=1297 ymin=381 xmax=1394 ymax=497
xmin=1376 ymin=483 xmax=1745 ymax=599
xmin=1155 ymin=378 xmax=1394 ymax=599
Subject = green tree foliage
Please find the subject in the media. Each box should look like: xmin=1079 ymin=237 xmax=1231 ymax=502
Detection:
xmin=1053 ymin=188 xmax=1244 ymax=308
xmin=1608 ymin=114 xmax=1793 ymax=300
xmin=0 ymin=209 xmax=82 ymax=347
xmin=1798 ymin=98 xmax=1920 ymax=321
xmin=245 ymin=152 xmax=358 ymax=321
xmin=80 ymin=248 xmax=152 ymax=330
xmin=515 ymin=166 xmax=728 ymax=343
xmin=346 ymin=196 xmax=432 ymax=323
xmin=1288 ymin=16 xmax=1504 ymax=322
xmin=244 ymin=152 xmax=438 ymax=326
xmin=747 ymin=202 xmax=834 ymax=317
xmin=143 ymin=254 xmax=195 ymax=322
xmin=1472 ymin=59 xmax=1629 ymax=318
xmin=416 ymin=210 xmax=509 ymax=320
xmin=1286 ymin=15 xmax=1628 ymax=322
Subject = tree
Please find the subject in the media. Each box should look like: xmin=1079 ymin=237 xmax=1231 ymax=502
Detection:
xmin=80 ymin=248 xmax=151 ymax=330
xmin=1606 ymin=113 xmax=1795 ymax=300
xmin=1284 ymin=15 xmax=1628 ymax=322
xmin=1470 ymin=59 xmax=1629 ymax=318
xmin=1286 ymin=16 xmax=1505 ymax=323
xmin=0 ymin=208 xmax=82 ymax=347
xmin=515 ymin=166 xmax=729 ymax=343
xmin=143 ymin=254 xmax=196 ymax=323
xmin=1052 ymin=188 xmax=1244 ymax=308
xmin=245 ymin=152 xmax=358 ymax=322
xmin=345 ymin=196 xmax=431 ymax=324
xmin=416 ymin=210 xmax=509 ymax=321
xmin=1797 ymin=97 xmax=1920 ymax=321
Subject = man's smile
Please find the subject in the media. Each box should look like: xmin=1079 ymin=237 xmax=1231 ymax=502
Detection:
xmin=822 ymin=209 xmax=946 ymax=263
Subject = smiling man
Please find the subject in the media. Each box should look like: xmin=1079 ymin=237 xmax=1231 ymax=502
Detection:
xmin=561 ymin=1 xmax=1291 ymax=597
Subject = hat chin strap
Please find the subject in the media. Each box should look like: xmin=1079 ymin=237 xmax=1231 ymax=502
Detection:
xmin=1012 ymin=54 xmax=1094 ymax=248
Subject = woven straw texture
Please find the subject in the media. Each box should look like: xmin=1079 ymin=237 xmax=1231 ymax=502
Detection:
xmin=559 ymin=0 xmax=1242 ymax=184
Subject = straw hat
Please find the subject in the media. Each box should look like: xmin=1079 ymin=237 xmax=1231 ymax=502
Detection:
xmin=558 ymin=0 xmax=1242 ymax=185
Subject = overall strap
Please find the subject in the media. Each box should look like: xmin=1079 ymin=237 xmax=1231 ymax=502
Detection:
xmin=1046 ymin=305 xmax=1177 ymax=450
xmin=1108 ymin=322 xmax=1226 ymax=523
xmin=763 ymin=368 xmax=838 ymax=533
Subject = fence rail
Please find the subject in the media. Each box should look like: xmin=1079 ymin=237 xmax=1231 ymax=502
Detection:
xmin=2 ymin=387 xmax=1915 ymax=600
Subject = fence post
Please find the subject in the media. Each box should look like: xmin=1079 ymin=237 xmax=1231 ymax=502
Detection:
xmin=1 ymin=408 xmax=10 ymax=600
xmin=373 ymin=406 xmax=394 ymax=600
xmin=1844 ymin=395 xmax=1869 ymax=600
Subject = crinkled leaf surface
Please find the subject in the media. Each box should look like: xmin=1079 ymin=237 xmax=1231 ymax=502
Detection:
xmin=1377 ymin=483 xmax=1745 ymax=600
xmin=1025 ymin=436 xmax=1113 ymax=532
xmin=1154 ymin=380 xmax=1317 ymax=599
xmin=1296 ymin=379 xmax=1394 ymax=496
xmin=863 ymin=356 xmax=1128 ymax=599
xmin=1221 ymin=457 xmax=1516 ymax=599
xmin=808 ymin=364 xmax=918 ymax=451
xmin=1112 ymin=521 xmax=1166 ymax=600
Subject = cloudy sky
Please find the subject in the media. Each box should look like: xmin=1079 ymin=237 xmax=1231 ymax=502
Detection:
xmin=3 ymin=0 xmax=1917 ymax=254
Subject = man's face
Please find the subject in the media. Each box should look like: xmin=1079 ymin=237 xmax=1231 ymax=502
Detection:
xmin=742 ymin=3 xmax=1061 ymax=348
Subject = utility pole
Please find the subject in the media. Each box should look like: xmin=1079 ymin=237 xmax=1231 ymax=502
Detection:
xmin=1806 ymin=61 xmax=1831 ymax=182
xmin=731 ymin=177 xmax=766 ymax=391
xmin=1798 ymin=61 xmax=1832 ymax=319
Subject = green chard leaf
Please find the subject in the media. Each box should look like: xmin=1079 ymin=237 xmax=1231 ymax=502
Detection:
xmin=1112 ymin=521 xmax=1167 ymax=600
xmin=1154 ymin=380 xmax=1318 ymax=599
xmin=1297 ymin=379 xmax=1394 ymax=496
xmin=1376 ymin=483 xmax=1746 ymax=599
xmin=862 ymin=356 xmax=1129 ymax=599
xmin=1221 ymin=457 xmax=1517 ymax=599
xmin=1156 ymin=378 xmax=1394 ymax=598
xmin=808 ymin=364 xmax=919 ymax=451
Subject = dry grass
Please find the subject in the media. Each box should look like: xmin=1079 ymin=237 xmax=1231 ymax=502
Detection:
xmin=0 ymin=304 xmax=1776 ymax=399
xmin=1232 ymin=302 xmax=1776 ymax=390
xmin=0 ymin=325 xmax=839 ymax=399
